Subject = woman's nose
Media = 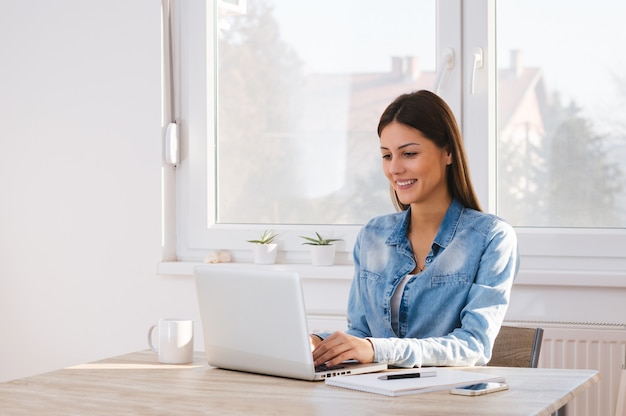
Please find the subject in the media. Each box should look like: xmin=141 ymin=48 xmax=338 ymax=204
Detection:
xmin=388 ymin=157 xmax=404 ymax=174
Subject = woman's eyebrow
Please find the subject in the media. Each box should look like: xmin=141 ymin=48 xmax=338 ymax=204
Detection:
xmin=380 ymin=142 xmax=421 ymax=150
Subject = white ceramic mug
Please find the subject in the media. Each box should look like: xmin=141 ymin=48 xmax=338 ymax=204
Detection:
xmin=148 ymin=318 xmax=194 ymax=364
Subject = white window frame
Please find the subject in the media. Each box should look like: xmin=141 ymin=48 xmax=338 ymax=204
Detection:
xmin=166 ymin=0 xmax=358 ymax=266
xmin=162 ymin=0 xmax=626 ymax=285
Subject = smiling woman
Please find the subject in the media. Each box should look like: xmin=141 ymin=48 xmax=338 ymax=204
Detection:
xmin=378 ymin=90 xmax=480 ymax=214
xmin=310 ymin=90 xmax=519 ymax=369
xmin=380 ymin=124 xmax=451 ymax=209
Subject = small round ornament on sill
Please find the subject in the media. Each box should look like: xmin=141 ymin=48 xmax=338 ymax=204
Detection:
xmin=203 ymin=251 xmax=232 ymax=264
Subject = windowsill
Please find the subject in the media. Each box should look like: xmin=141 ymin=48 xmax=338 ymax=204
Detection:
xmin=514 ymin=270 xmax=626 ymax=288
xmin=157 ymin=261 xmax=355 ymax=280
xmin=158 ymin=261 xmax=626 ymax=288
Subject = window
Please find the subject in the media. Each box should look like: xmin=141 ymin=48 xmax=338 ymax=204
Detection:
xmin=173 ymin=0 xmax=438 ymax=262
xmin=170 ymin=0 xmax=625 ymax=278
xmin=216 ymin=0 xmax=435 ymax=225
xmin=494 ymin=0 xmax=626 ymax=280
xmin=496 ymin=0 xmax=626 ymax=228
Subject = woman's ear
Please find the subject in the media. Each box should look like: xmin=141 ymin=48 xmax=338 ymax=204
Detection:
xmin=445 ymin=147 xmax=453 ymax=165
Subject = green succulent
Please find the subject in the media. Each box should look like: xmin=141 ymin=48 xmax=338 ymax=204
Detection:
xmin=247 ymin=230 xmax=279 ymax=244
xmin=299 ymin=232 xmax=343 ymax=246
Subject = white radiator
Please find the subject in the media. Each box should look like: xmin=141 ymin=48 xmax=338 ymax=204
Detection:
xmin=507 ymin=321 xmax=626 ymax=416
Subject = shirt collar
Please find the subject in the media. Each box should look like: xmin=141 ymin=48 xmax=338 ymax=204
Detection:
xmin=387 ymin=199 xmax=464 ymax=250
xmin=433 ymin=198 xmax=464 ymax=249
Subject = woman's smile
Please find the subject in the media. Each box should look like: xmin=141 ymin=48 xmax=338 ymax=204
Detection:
xmin=380 ymin=121 xmax=451 ymax=206
xmin=396 ymin=179 xmax=417 ymax=189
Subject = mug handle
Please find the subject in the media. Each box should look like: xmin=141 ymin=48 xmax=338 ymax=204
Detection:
xmin=147 ymin=325 xmax=158 ymax=352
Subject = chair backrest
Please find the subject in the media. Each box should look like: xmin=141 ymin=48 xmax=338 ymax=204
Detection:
xmin=488 ymin=325 xmax=544 ymax=368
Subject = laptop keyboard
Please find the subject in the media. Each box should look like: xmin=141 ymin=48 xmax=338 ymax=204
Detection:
xmin=315 ymin=363 xmax=345 ymax=372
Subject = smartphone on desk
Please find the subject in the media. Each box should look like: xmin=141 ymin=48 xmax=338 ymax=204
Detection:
xmin=450 ymin=381 xmax=509 ymax=396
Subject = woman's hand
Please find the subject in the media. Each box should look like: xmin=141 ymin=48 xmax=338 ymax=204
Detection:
xmin=309 ymin=334 xmax=323 ymax=352
xmin=312 ymin=331 xmax=375 ymax=368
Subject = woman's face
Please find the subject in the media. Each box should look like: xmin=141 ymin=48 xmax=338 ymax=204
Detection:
xmin=380 ymin=121 xmax=452 ymax=206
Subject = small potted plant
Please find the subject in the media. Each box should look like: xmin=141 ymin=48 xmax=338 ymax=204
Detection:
xmin=247 ymin=230 xmax=279 ymax=264
xmin=300 ymin=232 xmax=343 ymax=266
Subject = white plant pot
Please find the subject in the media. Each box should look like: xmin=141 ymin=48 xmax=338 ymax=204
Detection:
xmin=309 ymin=245 xmax=336 ymax=266
xmin=252 ymin=243 xmax=278 ymax=265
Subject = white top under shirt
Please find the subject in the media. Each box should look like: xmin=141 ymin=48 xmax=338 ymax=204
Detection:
xmin=391 ymin=273 xmax=414 ymax=335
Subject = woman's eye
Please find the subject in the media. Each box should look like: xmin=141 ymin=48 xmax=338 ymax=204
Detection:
xmin=404 ymin=152 xmax=417 ymax=157
xmin=382 ymin=154 xmax=391 ymax=160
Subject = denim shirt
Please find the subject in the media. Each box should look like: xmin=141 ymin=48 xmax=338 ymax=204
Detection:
xmin=347 ymin=199 xmax=519 ymax=368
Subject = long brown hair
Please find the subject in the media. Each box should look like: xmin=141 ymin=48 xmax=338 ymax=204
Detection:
xmin=377 ymin=90 xmax=482 ymax=212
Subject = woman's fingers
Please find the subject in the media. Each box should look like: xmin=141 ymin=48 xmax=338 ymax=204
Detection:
xmin=312 ymin=332 xmax=374 ymax=367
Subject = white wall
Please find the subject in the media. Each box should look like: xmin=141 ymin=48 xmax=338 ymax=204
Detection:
xmin=0 ymin=0 xmax=198 ymax=382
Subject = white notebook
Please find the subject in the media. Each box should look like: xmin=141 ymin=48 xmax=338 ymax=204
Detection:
xmin=325 ymin=368 xmax=505 ymax=396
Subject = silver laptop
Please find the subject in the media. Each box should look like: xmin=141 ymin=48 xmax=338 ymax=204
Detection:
xmin=194 ymin=264 xmax=387 ymax=381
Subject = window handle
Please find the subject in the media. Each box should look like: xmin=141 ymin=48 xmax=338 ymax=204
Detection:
xmin=470 ymin=47 xmax=484 ymax=95
xmin=434 ymin=47 xmax=455 ymax=95
xmin=165 ymin=121 xmax=180 ymax=166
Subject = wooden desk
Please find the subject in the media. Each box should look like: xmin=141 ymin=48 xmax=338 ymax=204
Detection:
xmin=0 ymin=350 xmax=598 ymax=415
